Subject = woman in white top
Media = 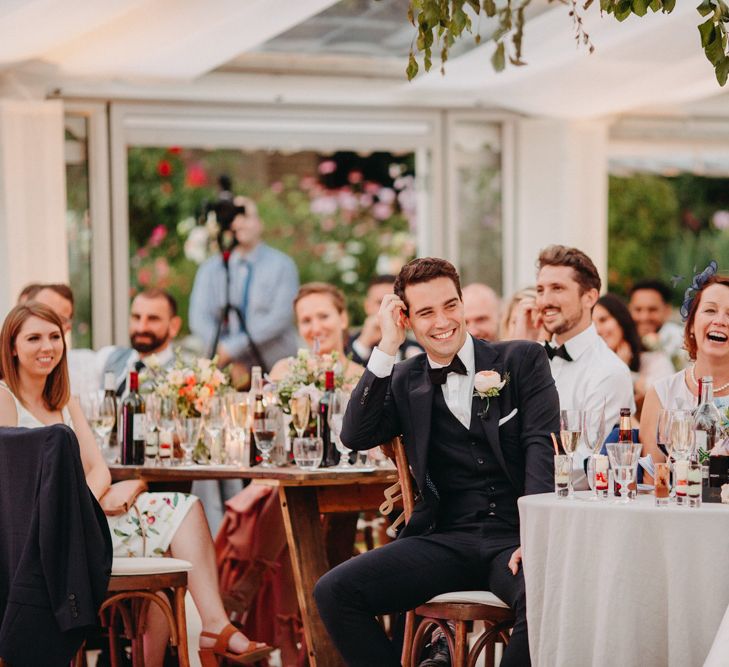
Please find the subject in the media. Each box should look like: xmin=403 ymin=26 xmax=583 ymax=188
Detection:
xmin=0 ymin=302 xmax=269 ymax=666
xmin=640 ymin=275 xmax=729 ymax=462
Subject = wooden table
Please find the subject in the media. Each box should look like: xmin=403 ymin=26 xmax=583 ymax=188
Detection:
xmin=110 ymin=464 xmax=398 ymax=667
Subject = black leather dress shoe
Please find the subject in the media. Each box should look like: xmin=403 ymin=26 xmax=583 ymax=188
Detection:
xmin=418 ymin=635 xmax=451 ymax=667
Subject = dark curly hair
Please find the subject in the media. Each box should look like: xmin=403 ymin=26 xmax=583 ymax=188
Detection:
xmin=393 ymin=257 xmax=462 ymax=313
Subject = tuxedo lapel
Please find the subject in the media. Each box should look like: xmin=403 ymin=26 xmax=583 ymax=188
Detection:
xmin=471 ymin=340 xmax=517 ymax=488
xmin=407 ymin=358 xmax=434 ymax=487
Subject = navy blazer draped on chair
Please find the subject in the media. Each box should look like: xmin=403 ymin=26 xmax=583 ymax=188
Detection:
xmin=0 ymin=425 xmax=112 ymax=667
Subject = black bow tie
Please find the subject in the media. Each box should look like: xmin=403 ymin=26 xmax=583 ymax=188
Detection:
xmin=544 ymin=343 xmax=573 ymax=362
xmin=428 ymin=355 xmax=468 ymax=385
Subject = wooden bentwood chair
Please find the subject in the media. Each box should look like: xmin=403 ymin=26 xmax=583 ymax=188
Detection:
xmin=75 ymin=557 xmax=192 ymax=667
xmin=380 ymin=438 xmax=516 ymax=667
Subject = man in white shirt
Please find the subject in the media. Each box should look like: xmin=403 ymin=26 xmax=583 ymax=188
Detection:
xmin=535 ymin=245 xmax=634 ymax=481
xmin=628 ymin=279 xmax=687 ymax=369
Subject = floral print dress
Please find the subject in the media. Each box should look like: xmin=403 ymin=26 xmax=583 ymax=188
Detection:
xmin=0 ymin=382 xmax=197 ymax=557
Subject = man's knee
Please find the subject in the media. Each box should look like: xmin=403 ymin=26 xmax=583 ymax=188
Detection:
xmin=314 ymin=564 xmax=355 ymax=618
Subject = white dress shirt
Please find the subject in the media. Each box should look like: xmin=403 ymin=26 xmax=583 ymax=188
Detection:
xmin=548 ymin=324 xmax=635 ymax=477
xmin=368 ymin=334 xmax=476 ymax=428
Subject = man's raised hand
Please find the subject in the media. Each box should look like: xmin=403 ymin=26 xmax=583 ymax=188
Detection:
xmin=377 ymin=294 xmax=408 ymax=356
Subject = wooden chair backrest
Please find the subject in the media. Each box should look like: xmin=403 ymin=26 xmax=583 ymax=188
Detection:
xmin=380 ymin=437 xmax=415 ymax=522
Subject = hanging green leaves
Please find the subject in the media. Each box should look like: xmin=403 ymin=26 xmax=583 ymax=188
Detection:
xmin=406 ymin=0 xmax=729 ymax=86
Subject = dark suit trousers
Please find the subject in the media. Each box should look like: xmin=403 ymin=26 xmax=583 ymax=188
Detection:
xmin=314 ymin=520 xmax=529 ymax=667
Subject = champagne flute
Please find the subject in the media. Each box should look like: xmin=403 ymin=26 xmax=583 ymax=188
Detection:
xmin=290 ymin=394 xmax=311 ymax=439
xmin=226 ymin=392 xmax=249 ymax=466
xmin=328 ymin=390 xmax=351 ymax=468
xmin=583 ymin=409 xmax=606 ymax=500
xmin=560 ymin=409 xmax=583 ymax=498
xmin=670 ymin=409 xmax=694 ymax=464
xmin=158 ymin=397 xmax=177 ymax=465
xmin=203 ymin=396 xmax=226 ymax=465
xmin=254 ymin=404 xmax=281 ymax=468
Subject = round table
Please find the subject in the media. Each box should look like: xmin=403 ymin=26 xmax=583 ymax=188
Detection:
xmin=519 ymin=492 xmax=729 ymax=667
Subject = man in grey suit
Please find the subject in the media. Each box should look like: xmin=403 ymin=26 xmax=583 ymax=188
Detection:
xmin=189 ymin=195 xmax=299 ymax=380
xmin=101 ymin=289 xmax=182 ymax=395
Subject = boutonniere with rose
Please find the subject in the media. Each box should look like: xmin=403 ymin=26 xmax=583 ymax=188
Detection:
xmin=473 ymin=370 xmax=509 ymax=418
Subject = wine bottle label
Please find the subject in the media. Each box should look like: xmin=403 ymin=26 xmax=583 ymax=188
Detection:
xmin=133 ymin=414 xmax=145 ymax=440
xmin=695 ymin=430 xmax=707 ymax=449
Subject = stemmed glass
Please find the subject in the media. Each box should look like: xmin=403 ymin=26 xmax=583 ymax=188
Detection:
xmin=290 ymin=394 xmax=311 ymax=439
xmin=253 ymin=404 xmax=282 ymax=468
xmin=583 ymin=409 xmax=606 ymax=500
xmin=560 ymin=409 xmax=583 ymax=498
xmin=226 ymin=392 xmax=249 ymax=465
xmin=158 ymin=398 xmax=177 ymax=464
xmin=82 ymin=391 xmax=117 ymax=463
xmin=144 ymin=395 xmax=161 ymax=465
xmin=203 ymin=396 xmax=227 ymax=464
xmin=606 ymin=441 xmax=642 ymax=504
xmin=328 ymin=390 xmax=352 ymax=468
xmin=175 ymin=417 xmax=202 ymax=466
xmin=670 ymin=409 xmax=695 ymax=464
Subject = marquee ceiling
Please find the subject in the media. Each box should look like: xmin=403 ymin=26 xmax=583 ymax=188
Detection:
xmin=1 ymin=0 xmax=728 ymax=120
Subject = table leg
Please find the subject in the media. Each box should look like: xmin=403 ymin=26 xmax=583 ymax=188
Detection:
xmin=323 ymin=512 xmax=358 ymax=568
xmin=278 ymin=486 xmax=344 ymax=667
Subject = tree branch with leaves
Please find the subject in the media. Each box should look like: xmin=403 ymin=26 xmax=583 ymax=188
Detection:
xmin=407 ymin=0 xmax=729 ymax=85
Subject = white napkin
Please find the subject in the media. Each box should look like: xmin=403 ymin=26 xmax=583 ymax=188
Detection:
xmin=638 ymin=453 xmax=655 ymax=478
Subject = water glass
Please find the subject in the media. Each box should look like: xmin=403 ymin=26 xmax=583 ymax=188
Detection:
xmin=554 ymin=454 xmax=570 ymax=498
xmin=587 ymin=454 xmax=609 ymax=499
xmin=176 ymin=417 xmax=202 ymax=466
xmin=606 ymin=442 xmax=641 ymax=503
xmin=293 ymin=437 xmax=324 ymax=470
xmin=654 ymin=462 xmax=670 ymax=506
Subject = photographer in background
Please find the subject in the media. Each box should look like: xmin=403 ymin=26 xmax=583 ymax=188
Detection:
xmin=189 ymin=181 xmax=299 ymax=388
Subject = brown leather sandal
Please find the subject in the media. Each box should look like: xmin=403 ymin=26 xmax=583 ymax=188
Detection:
xmin=198 ymin=624 xmax=274 ymax=666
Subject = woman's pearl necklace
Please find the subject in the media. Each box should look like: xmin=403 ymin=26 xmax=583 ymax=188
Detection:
xmin=690 ymin=364 xmax=729 ymax=393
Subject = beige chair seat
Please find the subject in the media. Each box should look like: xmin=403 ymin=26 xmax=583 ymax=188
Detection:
xmin=111 ymin=557 xmax=193 ymax=576
xmin=427 ymin=590 xmax=509 ymax=608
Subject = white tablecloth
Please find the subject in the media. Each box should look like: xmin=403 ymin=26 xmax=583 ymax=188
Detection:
xmin=519 ymin=492 xmax=729 ymax=667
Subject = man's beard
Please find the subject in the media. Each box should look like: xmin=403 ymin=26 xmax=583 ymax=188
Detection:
xmin=131 ymin=332 xmax=166 ymax=354
xmin=541 ymin=309 xmax=580 ymax=337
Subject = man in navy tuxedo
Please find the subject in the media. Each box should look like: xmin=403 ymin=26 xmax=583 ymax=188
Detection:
xmin=314 ymin=257 xmax=559 ymax=667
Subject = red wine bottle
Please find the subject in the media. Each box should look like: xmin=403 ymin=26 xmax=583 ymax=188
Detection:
xmin=121 ymin=371 xmax=145 ymax=465
xmin=319 ymin=370 xmax=339 ymax=468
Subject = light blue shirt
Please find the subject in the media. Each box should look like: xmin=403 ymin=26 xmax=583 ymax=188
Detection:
xmin=188 ymin=242 xmax=299 ymax=371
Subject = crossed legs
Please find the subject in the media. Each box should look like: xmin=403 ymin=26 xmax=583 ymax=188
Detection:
xmin=143 ymin=500 xmax=261 ymax=666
